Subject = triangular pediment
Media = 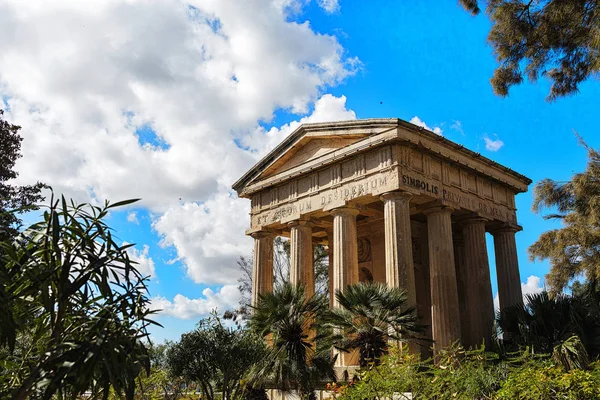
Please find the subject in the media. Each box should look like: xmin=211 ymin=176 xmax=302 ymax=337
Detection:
xmin=233 ymin=119 xmax=402 ymax=196
xmin=259 ymin=136 xmax=364 ymax=179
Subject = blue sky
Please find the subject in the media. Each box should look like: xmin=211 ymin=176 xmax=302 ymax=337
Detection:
xmin=1 ymin=0 xmax=599 ymax=342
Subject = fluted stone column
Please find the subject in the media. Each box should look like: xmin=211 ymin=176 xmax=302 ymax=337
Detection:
xmin=331 ymin=207 xmax=360 ymax=367
xmin=453 ymin=234 xmax=469 ymax=347
xmin=461 ymin=218 xmax=494 ymax=348
xmin=251 ymin=232 xmax=275 ymax=308
xmin=492 ymin=226 xmax=523 ymax=310
xmin=381 ymin=192 xmax=416 ymax=307
xmin=289 ymin=220 xmax=315 ymax=298
xmin=423 ymin=206 xmax=461 ymax=356
xmin=331 ymin=207 xmax=360 ymax=306
xmin=327 ymin=230 xmax=334 ymax=308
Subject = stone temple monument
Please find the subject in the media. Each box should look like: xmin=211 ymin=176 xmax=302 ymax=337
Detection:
xmin=233 ymin=118 xmax=531 ymax=364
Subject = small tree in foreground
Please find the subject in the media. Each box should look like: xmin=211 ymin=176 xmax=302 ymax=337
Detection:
xmin=249 ymin=283 xmax=335 ymax=400
xmin=325 ymin=282 xmax=424 ymax=367
xmin=498 ymin=291 xmax=600 ymax=370
xmin=0 ymin=195 xmax=157 ymax=399
xmin=167 ymin=312 xmax=266 ymax=400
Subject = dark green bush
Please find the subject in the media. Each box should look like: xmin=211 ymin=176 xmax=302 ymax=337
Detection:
xmin=336 ymin=345 xmax=600 ymax=400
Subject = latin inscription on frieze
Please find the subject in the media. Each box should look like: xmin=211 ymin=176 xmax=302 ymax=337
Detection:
xmin=251 ymin=171 xmax=396 ymax=228
xmin=402 ymin=174 xmax=439 ymax=195
xmin=320 ymin=176 xmax=388 ymax=207
xmin=400 ymin=173 xmax=517 ymax=223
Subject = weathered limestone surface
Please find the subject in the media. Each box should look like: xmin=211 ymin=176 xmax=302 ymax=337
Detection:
xmin=424 ymin=206 xmax=461 ymax=356
xmin=327 ymin=230 xmax=335 ymax=308
xmin=332 ymin=207 xmax=359 ymax=306
xmin=251 ymin=232 xmax=274 ymax=308
xmin=493 ymin=227 xmax=523 ymax=310
xmin=461 ymin=218 xmax=494 ymax=348
xmin=233 ymin=119 xmax=533 ymax=369
xmin=332 ymin=207 xmax=360 ymax=367
xmin=453 ymin=234 xmax=469 ymax=347
xmin=289 ymin=220 xmax=315 ymax=298
xmin=381 ymin=191 xmax=416 ymax=305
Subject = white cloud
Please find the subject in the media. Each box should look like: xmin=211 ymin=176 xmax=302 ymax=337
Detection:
xmin=484 ymin=135 xmax=504 ymax=152
xmin=0 ymin=1 xmax=358 ymax=295
xmin=522 ymin=275 xmax=544 ymax=298
xmin=317 ymin=0 xmax=340 ymax=13
xmin=127 ymin=212 xmax=139 ymax=224
xmin=451 ymin=120 xmax=464 ymax=135
xmin=1 ymin=0 xmax=357 ymax=210
xmin=125 ymin=243 xmax=156 ymax=279
xmin=494 ymin=275 xmax=544 ymax=310
xmin=153 ymin=191 xmax=253 ymax=284
xmin=409 ymin=116 xmax=443 ymax=136
xmin=242 ymin=93 xmax=357 ymax=157
xmin=150 ymin=285 xmax=240 ymax=320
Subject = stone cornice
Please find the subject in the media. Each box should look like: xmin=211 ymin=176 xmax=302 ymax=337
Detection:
xmin=233 ymin=118 xmax=532 ymax=197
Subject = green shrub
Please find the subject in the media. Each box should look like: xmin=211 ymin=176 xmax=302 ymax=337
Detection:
xmin=336 ymin=345 xmax=600 ymax=400
xmin=335 ymin=346 xmax=421 ymax=400
xmin=412 ymin=346 xmax=508 ymax=399
xmin=496 ymin=360 xmax=600 ymax=400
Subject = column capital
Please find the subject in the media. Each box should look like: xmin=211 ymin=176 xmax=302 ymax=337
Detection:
xmin=422 ymin=205 xmax=454 ymax=216
xmin=489 ymin=223 xmax=522 ymax=235
xmin=249 ymin=230 xmax=276 ymax=240
xmin=330 ymin=207 xmax=360 ymax=217
xmin=380 ymin=190 xmax=412 ymax=202
xmin=457 ymin=216 xmax=489 ymax=226
xmin=287 ymin=218 xmax=313 ymax=229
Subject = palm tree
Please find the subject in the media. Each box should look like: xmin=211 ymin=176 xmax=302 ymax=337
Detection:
xmin=325 ymin=282 xmax=423 ymax=367
xmin=498 ymin=291 xmax=600 ymax=370
xmin=248 ymin=283 xmax=335 ymax=400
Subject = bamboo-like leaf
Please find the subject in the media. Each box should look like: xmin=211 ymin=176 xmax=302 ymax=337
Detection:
xmin=106 ymin=199 xmax=141 ymax=209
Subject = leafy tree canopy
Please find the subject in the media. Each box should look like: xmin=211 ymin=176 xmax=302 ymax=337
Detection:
xmin=0 ymin=109 xmax=45 ymax=242
xmin=528 ymin=139 xmax=600 ymax=294
xmin=167 ymin=312 xmax=265 ymax=400
xmin=0 ymin=195 xmax=156 ymax=399
xmin=460 ymin=0 xmax=600 ymax=100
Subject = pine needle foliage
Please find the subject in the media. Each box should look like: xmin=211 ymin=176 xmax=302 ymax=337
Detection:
xmin=528 ymin=139 xmax=600 ymax=295
xmin=460 ymin=0 xmax=600 ymax=101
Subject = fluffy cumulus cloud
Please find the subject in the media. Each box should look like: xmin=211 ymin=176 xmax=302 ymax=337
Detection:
xmin=317 ymin=0 xmax=340 ymax=13
xmin=150 ymin=285 xmax=240 ymax=320
xmin=0 ymin=0 xmax=358 ymax=319
xmin=242 ymin=94 xmax=357 ymax=157
xmin=1 ymin=0 xmax=357 ymax=209
xmin=409 ymin=116 xmax=443 ymax=136
xmin=484 ymin=135 xmax=504 ymax=151
xmin=127 ymin=212 xmax=139 ymax=224
xmin=494 ymin=275 xmax=544 ymax=310
xmin=153 ymin=192 xmax=254 ymax=284
xmin=124 ymin=243 xmax=156 ymax=279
